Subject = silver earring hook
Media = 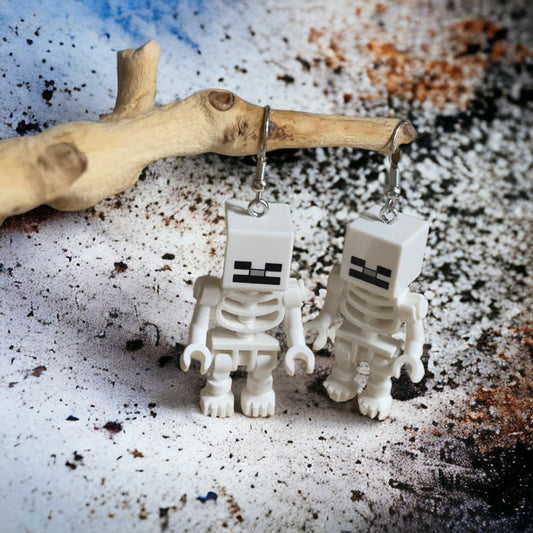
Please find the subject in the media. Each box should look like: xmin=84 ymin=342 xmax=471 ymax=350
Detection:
xmin=379 ymin=119 xmax=406 ymax=224
xmin=248 ymin=106 xmax=271 ymax=217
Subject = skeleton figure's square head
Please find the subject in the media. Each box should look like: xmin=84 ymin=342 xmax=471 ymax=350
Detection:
xmin=340 ymin=205 xmax=429 ymax=297
xmin=221 ymin=200 xmax=294 ymax=291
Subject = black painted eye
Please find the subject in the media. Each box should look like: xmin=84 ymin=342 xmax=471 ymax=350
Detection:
xmin=232 ymin=261 xmax=282 ymax=285
xmin=349 ymin=256 xmax=391 ymax=289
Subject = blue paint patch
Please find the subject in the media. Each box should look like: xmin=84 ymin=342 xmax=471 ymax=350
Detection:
xmin=196 ymin=491 xmax=217 ymax=503
xmin=78 ymin=0 xmax=204 ymax=49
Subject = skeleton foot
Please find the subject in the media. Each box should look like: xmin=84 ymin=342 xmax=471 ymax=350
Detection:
xmin=241 ymin=388 xmax=275 ymax=417
xmin=324 ymin=377 xmax=358 ymax=402
xmin=357 ymin=391 xmax=392 ymax=420
xmin=200 ymin=391 xmax=234 ymax=418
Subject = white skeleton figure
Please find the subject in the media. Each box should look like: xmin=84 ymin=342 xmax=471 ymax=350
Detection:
xmin=305 ymin=206 xmax=429 ymax=420
xmin=181 ymin=201 xmax=314 ymax=418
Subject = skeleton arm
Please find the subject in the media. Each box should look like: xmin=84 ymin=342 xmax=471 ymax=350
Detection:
xmin=392 ymin=292 xmax=428 ymax=382
xmin=180 ymin=276 xmax=220 ymax=374
xmin=304 ymin=265 xmax=345 ymax=350
xmin=283 ymin=280 xmax=315 ymax=375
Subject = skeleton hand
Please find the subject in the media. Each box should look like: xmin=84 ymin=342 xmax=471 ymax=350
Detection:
xmin=285 ymin=345 xmax=315 ymax=376
xmin=391 ymin=341 xmax=424 ymax=383
xmin=181 ymin=343 xmax=213 ymax=375
xmin=304 ymin=317 xmax=329 ymax=351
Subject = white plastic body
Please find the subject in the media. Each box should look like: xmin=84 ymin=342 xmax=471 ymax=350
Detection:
xmin=182 ymin=201 xmax=314 ymax=418
xmin=305 ymin=206 xmax=429 ymax=420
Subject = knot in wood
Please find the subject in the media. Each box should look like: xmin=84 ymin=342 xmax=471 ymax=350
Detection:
xmin=208 ymin=91 xmax=236 ymax=111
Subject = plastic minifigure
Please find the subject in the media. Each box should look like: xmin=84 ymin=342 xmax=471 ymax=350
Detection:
xmin=181 ymin=200 xmax=314 ymax=417
xmin=305 ymin=205 xmax=429 ymax=420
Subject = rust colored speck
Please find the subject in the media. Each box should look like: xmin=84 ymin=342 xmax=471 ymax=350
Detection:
xmin=510 ymin=324 xmax=533 ymax=353
xmin=32 ymin=365 xmax=47 ymax=377
xmin=308 ymin=27 xmax=323 ymax=44
xmin=114 ymin=261 xmax=128 ymax=273
xmin=103 ymin=421 xmax=123 ymax=433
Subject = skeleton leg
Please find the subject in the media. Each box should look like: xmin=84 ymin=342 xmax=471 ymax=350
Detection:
xmin=358 ymin=353 xmax=393 ymax=420
xmin=241 ymin=353 xmax=278 ymax=417
xmin=324 ymin=338 xmax=359 ymax=402
xmin=200 ymin=353 xmax=234 ymax=417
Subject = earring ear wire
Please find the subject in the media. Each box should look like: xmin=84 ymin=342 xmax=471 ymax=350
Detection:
xmin=248 ymin=105 xmax=271 ymax=217
xmin=379 ymin=119 xmax=407 ymax=225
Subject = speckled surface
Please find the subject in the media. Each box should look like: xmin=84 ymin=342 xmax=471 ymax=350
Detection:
xmin=1 ymin=1 xmax=532 ymax=532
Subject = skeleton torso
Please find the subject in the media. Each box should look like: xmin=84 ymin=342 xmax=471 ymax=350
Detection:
xmin=210 ymin=288 xmax=286 ymax=370
xmin=191 ymin=276 xmax=304 ymax=369
xmin=334 ymin=280 xmax=407 ymax=361
xmin=339 ymin=282 xmax=403 ymax=336
xmin=214 ymin=289 xmax=285 ymax=337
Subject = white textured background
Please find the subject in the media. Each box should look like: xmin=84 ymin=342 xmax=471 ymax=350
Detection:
xmin=1 ymin=1 xmax=532 ymax=532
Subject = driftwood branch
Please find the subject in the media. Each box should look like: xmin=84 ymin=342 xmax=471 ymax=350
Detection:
xmin=0 ymin=40 xmax=418 ymax=224
xmin=0 ymin=140 xmax=87 ymax=223
xmin=100 ymin=39 xmax=160 ymax=121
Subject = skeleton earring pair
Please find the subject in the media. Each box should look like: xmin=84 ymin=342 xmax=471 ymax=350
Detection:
xmin=305 ymin=120 xmax=430 ymax=420
xmin=181 ymin=106 xmax=314 ymax=418
xmin=182 ymin=109 xmax=429 ymax=421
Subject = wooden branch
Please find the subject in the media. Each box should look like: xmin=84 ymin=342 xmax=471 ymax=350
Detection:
xmin=0 ymin=140 xmax=87 ymax=224
xmin=100 ymin=40 xmax=160 ymax=121
xmin=0 ymin=40 xmax=418 ymax=224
